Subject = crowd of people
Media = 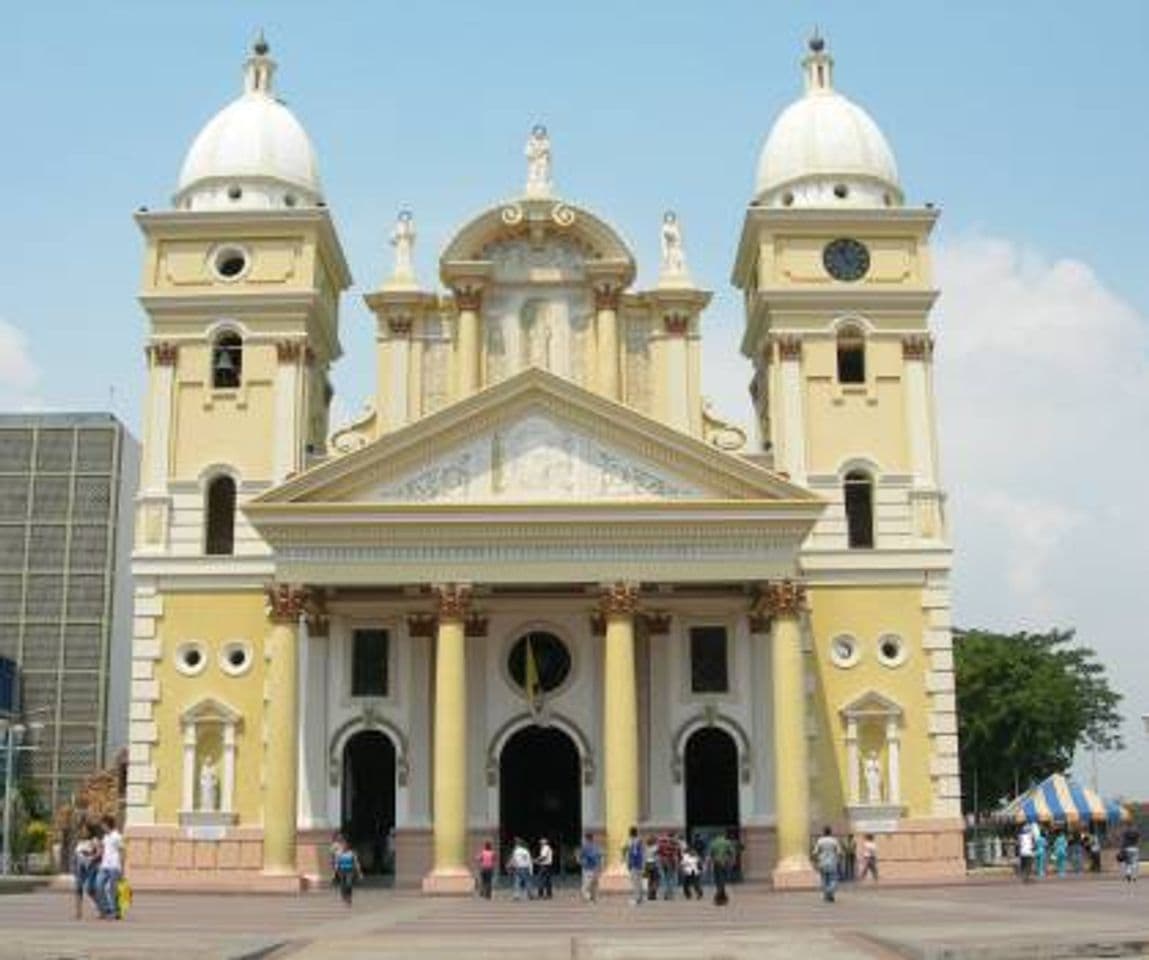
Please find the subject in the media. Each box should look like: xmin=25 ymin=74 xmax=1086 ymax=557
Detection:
xmin=1015 ymin=821 xmax=1141 ymax=882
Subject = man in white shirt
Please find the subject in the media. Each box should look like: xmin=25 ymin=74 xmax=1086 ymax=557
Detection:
xmin=1017 ymin=823 xmax=1035 ymax=882
xmin=534 ymin=837 xmax=554 ymax=900
xmin=508 ymin=837 xmax=533 ymax=901
xmin=96 ymin=815 xmax=124 ymax=919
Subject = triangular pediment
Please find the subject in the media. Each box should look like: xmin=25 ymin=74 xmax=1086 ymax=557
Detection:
xmin=839 ymin=690 xmax=904 ymax=719
xmin=256 ymin=369 xmax=816 ymax=507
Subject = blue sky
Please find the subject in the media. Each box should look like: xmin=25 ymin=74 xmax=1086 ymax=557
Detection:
xmin=1 ymin=2 xmax=1147 ymax=795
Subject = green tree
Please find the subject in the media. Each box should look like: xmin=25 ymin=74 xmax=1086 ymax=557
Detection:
xmin=954 ymin=627 xmax=1123 ymax=813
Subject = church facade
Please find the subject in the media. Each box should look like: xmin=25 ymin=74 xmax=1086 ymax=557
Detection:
xmin=123 ymin=35 xmax=963 ymax=891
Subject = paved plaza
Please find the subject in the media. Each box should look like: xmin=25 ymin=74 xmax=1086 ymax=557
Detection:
xmin=0 ymin=877 xmax=1146 ymax=960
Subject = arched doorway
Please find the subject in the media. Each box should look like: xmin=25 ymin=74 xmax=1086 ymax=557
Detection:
xmin=684 ymin=727 xmax=740 ymax=864
xmin=499 ymin=726 xmax=581 ymax=876
xmin=341 ymin=730 xmax=396 ymax=878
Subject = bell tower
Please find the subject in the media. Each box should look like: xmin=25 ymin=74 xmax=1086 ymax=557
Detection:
xmin=135 ymin=37 xmax=352 ymax=558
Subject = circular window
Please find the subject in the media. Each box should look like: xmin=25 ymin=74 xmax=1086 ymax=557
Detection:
xmin=219 ymin=640 xmax=253 ymax=677
xmin=175 ymin=640 xmax=208 ymax=676
xmin=507 ymin=631 xmax=571 ymax=696
xmin=829 ymin=634 xmax=860 ymax=669
xmin=283 ymin=193 xmax=297 ymax=208
xmin=833 ymin=183 xmax=849 ymax=199
xmin=212 ymin=246 xmax=249 ymax=281
xmin=227 ymin=184 xmax=243 ymax=201
xmin=877 ymin=633 xmax=907 ymax=668
xmin=781 ymin=191 xmax=795 ymax=207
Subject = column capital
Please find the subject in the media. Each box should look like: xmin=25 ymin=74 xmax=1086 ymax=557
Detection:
xmin=599 ymin=581 xmax=640 ymax=617
xmin=276 ymin=339 xmax=306 ymax=364
xmin=753 ymin=579 xmax=808 ymax=621
xmin=642 ymin=611 xmax=672 ymax=636
xmin=266 ymin=584 xmax=311 ymax=624
xmin=304 ymin=591 xmax=329 ymax=637
xmin=663 ymin=313 xmax=690 ymax=336
xmin=147 ymin=341 xmax=180 ymax=366
xmin=452 ymin=286 xmax=483 ymax=312
xmin=594 ymin=283 xmax=623 ymax=311
xmin=387 ymin=314 xmax=415 ymax=336
xmin=902 ymin=333 xmax=934 ymax=361
xmin=406 ymin=612 xmax=437 ymax=638
xmin=773 ymin=335 xmax=803 ymax=361
xmin=434 ymin=583 xmax=472 ymax=621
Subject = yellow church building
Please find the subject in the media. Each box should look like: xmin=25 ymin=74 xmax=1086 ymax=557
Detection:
xmin=123 ymin=35 xmax=963 ymax=891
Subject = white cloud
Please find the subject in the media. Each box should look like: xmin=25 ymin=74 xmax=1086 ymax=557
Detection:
xmin=0 ymin=319 xmax=42 ymax=410
xmin=934 ymin=235 xmax=1149 ymax=794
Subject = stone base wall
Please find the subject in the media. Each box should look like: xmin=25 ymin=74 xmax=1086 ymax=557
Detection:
xmin=125 ymin=825 xmax=301 ymax=892
xmin=740 ymin=824 xmax=779 ymax=882
xmin=393 ymin=826 xmax=432 ymax=889
xmin=854 ymin=817 xmax=966 ymax=881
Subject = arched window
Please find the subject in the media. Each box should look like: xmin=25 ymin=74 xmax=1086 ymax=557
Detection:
xmin=843 ymin=470 xmax=874 ymax=549
xmin=211 ymin=332 xmax=243 ymax=389
xmin=205 ymin=475 xmax=236 ymax=555
xmin=836 ymin=325 xmax=866 ymax=384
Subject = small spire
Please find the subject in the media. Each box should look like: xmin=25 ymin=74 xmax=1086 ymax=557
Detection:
xmin=802 ymin=31 xmax=833 ymax=93
xmin=243 ymin=30 xmax=277 ymax=96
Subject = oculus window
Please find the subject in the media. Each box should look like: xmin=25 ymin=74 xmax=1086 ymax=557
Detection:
xmin=508 ymin=631 xmax=570 ymax=696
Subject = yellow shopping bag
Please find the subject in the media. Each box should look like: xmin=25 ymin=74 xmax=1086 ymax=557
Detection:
xmin=116 ymin=877 xmax=133 ymax=917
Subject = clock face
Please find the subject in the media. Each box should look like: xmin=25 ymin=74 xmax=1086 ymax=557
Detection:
xmin=823 ymin=238 xmax=871 ymax=282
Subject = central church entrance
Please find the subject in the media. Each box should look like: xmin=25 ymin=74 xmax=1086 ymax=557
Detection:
xmin=684 ymin=727 xmax=741 ymax=873
xmin=499 ymin=726 xmax=581 ymax=874
xmin=341 ymin=730 xmax=396 ymax=878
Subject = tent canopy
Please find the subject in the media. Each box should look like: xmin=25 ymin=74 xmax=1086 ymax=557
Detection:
xmin=997 ymin=773 xmax=1129 ymax=827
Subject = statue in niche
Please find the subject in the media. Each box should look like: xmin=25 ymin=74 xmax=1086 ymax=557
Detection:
xmin=388 ymin=209 xmax=416 ymax=283
xmin=198 ymin=757 xmax=219 ymax=812
xmin=521 ymin=299 xmax=555 ymax=371
xmin=660 ymin=210 xmax=689 ymax=279
xmin=863 ymin=750 xmax=883 ymax=805
xmin=524 ymin=124 xmax=553 ymax=197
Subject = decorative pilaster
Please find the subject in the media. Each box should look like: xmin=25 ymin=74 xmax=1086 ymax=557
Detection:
xmin=772 ymin=334 xmax=807 ymax=484
xmin=599 ymin=581 xmax=640 ymax=882
xmin=755 ymin=580 xmax=815 ymax=887
xmin=453 ymin=286 xmax=483 ymax=397
xmin=263 ymin=583 xmax=309 ymax=875
xmin=594 ymin=282 xmax=623 ymax=400
xmin=424 ymin=583 xmax=473 ymax=893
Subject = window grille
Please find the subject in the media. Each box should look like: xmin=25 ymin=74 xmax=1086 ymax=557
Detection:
xmin=24 ymin=574 xmax=63 ymax=619
xmin=68 ymin=525 xmax=108 ymax=569
xmin=31 ymin=476 xmax=70 ymax=519
xmin=64 ymin=623 xmax=103 ymax=670
xmin=0 ymin=526 xmax=26 ymax=568
xmin=60 ymin=673 xmax=100 ymax=720
xmin=21 ymin=623 xmax=60 ymax=670
xmin=20 ymin=671 xmax=58 ymax=712
xmin=59 ymin=725 xmax=98 ymax=774
xmin=0 ymin=574 xmax=23 ymax=618
xmin=689 ymin=626 xmax=730 ymax=694
xmin=35 ymin=430 xmax=73 ymax=471
xmin=73 ymin=477 xmax=111 ymax=518
xmin=0 ymin=477 xmax=30 ymax=519
xmin=75 ymin=430 xmax=114 ymax=472
xmin=0 ymin=622 xmax=18 ymax=661
xmin=0 ymin=430 xmax=33 ymax=470
xmin=65 ymin=575 xmax=105 ymax=619
xmin=27 ymin=525 xmax=66 ymax=569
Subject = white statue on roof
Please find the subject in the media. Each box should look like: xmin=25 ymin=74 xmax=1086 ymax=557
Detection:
xmin=524 ymin=124 xmax=553 ymax=198
xmin=387 ymin=209 xmax=417 ymax=286
xmin=659 ymin=210 xmax=690 ymax=284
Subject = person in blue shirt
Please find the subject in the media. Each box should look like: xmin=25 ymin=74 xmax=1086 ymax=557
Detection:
xmin=578 ymin=832 xmax=603 ymax=903
xmin=334 ymin=837 xmax=362 ymax=905
xmin=623 ymin=826 xmax=645 ymax=905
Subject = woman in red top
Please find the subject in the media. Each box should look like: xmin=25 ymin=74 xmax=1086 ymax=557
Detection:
xmin=476 ymin=841 xmax=497 ymax=899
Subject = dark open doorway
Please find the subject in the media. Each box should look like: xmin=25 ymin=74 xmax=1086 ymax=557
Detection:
xmin=684 ymin=727 xmax=741 ymax=865
xmin=499 ymin=725 xmax=581 ymax=874
xmin=341 ymin=730 xmax=396 ymax=878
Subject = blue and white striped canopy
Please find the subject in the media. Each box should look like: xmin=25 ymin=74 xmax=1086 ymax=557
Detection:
xmin=999 ymin=773 xmax=1129 ymax=826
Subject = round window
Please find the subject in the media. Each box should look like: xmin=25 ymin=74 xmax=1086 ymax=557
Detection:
xmin=781 ymin=191 xmax=795 ymax=207
xmin=283 ymin=193 xmax=297 ymax=208
xmin=175 ymin=640 xmax=208 ymax=676
xmin=833 ymin=183 xmax=849 ymax=199
xmin=877 ymin=633 xmax=907 ymax=667
xmin=508 ymin=631 xmax=571 ymax=696
xmin=212 ymin=246 xmax=249 ymax=281
xmin=219 ymin=640 xmax=252 ymax=677
xmin=829 ymin=634 xmax=860 ymax=668
xmin=227 ymin=184 xmax=243 ymax=201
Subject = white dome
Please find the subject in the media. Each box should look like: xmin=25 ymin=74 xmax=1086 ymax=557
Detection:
xmin=174 ymin=41 xmax=323 ymax=211
xmin=755 ymin=40 xmax=902 ymax=209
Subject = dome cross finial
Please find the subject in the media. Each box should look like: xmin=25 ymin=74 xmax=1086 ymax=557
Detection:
xmin=802 ymin=31 xmax=833 ymax=93
xmin=243 ymin=30 xmax=277 ymax=96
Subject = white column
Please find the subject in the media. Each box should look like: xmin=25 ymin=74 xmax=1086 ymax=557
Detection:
xmin=298 ymin=616 xmax=330 ymax=829
xmin=845 ymin=717 xmax=860 ymax=806
xmin=222 ymin=723 xmax=236 ymax=814
xmin=273 ymin=341 xmax=304 ymax=481
xmin=902 ymin=337 xmax=936 ymax=486
xmin=886 ymin=717 xmax=902 ymax=806
xmin=776 ymin=337 xmax=807 ymax=484
xmin=387 ymin=319 xmax=412 ymax=428
xmin=663 ymin=315 xmax=691 ymax=432
xmin=181 ymin=725 xmax=196 ymax=812
xmin=145 ymin=345 xmax=177 ymax=491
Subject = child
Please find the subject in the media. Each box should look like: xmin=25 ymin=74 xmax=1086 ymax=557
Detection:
xmin=334 ymin=838 xmax=362 ymax=906
xmin=680 ymin=846 xmax=703 ymax=900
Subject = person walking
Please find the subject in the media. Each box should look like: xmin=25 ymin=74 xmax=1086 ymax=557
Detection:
xmin=1088 ymin=830 xmax=1102 ymax=873
xmin=643 ymin=834 xmax=659 ymax=902
xmin=680 ymin=845 xmax=703 ymax=900
xmin=534 ymin=837 xmax=554 ymax=900
xmin=1069 ymin=831 xmax=1084 ymax=874
xmin=623 ymin=827 xmax=645 ymax=905
xmin=657 ymin=830 xmax=682 ymax=900
xmin=1119 ymin=823 xmax=1141 ymax=883
xmin=508 ymin=837 xmax=533 ymax=900
xmin=1053 ymin=831 xmax=1068 ymax=878
xmin=578 ymin=832 xmax=603 ymax=903
xmin=1034 ymin=824 xmax=1048 ymax=878
xmin=858 ymin=833 xmax=879 ymax=882
xmin=812 ymin=825 xmax=842 ymax=903
xmin=72 ymin=822 xmax=101 ymax=920
xmin=475 ymin=841 xmax=496 ymax=900
xmin=707 ymin=831 xmax=736 ymax=906
xmin=95 ymin=815 xmax=124 ymax=920
xmin=1017 ymin=823 xmax=1035 ymax=882
xmin=333 ymin=837 xmax=362 ymax=906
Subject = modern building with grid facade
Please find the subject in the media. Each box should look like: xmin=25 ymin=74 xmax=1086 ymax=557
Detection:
xmin=0 ymin=413 xmax=137 ymax=810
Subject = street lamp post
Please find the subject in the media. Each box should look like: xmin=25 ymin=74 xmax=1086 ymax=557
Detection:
xmin=0 ymin=718 xmax=43 ymax=876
